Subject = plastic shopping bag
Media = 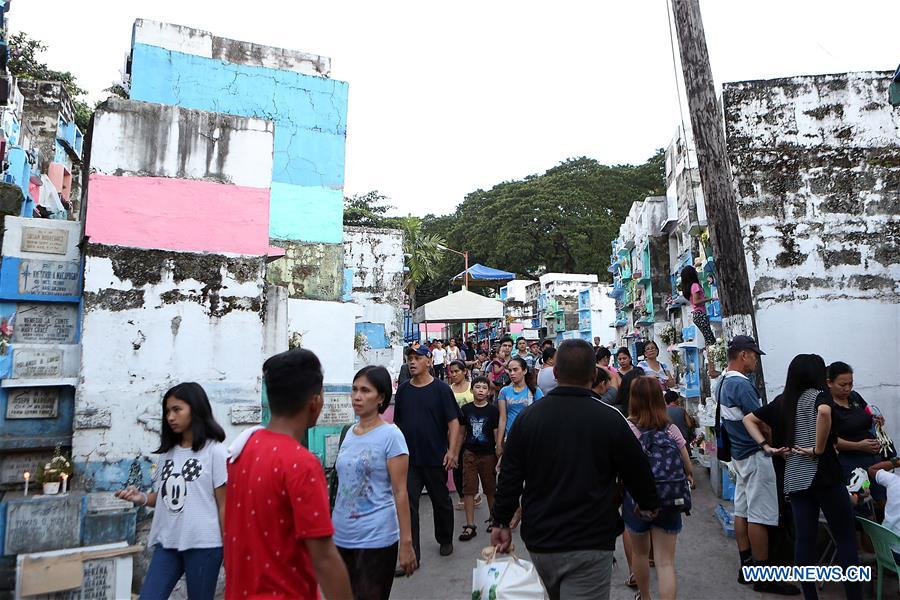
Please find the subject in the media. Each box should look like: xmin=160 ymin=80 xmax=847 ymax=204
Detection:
xmin=472 ymin=547 xmax=547 ymax=600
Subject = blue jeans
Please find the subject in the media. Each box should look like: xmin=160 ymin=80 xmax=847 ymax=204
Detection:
xmin=139 ymin=545 xmax=223 ymax=600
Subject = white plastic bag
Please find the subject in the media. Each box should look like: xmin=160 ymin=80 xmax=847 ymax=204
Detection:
xmin=472 ymin=547 xmax=547 ymax=600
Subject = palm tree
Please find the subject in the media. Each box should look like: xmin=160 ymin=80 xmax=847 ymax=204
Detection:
xmin=397 ymin=216 xmax=446 ymax=318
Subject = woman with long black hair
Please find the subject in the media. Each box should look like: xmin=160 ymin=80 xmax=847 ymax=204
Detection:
xmin=744 ymin=355 xmax=861 ymax=600
xmin=680 ymin=265 xmax=716 ymax=346
xmin=116 ymin=383 xmax=228 ymax=600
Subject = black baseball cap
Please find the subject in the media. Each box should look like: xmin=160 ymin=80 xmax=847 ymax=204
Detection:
xmin=728 ymin=335 xmax=766 ymax=355
xmin=405 ymin=345 xmax=432 ymax=358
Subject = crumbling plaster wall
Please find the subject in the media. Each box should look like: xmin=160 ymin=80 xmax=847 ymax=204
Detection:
xmin=128 ymin=19 xmax=348 ymax=246
xmin=343 ymin=226 xmax=405 ymax=377
xmin=76 ymin=246 xmax=267 ymax=490
xmin=724 ymin=71 xmax=900 ymax=437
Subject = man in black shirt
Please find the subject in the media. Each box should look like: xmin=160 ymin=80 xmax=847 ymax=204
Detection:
xmin=393 ymin=345 xmax=462 ymax=571
xmin=491 ymin=338 xmax=659 ymax=600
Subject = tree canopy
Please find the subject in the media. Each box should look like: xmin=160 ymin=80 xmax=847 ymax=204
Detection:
xmin=413 ymin=152 xmax=666 ymax=304
xmin=8 ymin=32 xmax=94 ymax=132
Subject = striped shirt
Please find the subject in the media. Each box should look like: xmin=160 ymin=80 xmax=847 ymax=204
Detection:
xmin=783 ymin=388 xmax=821 ymax=494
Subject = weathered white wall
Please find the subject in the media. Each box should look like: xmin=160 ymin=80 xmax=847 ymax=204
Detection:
xmin=287 ymin=298 xmax=360 ymax=385
xmin=724 ymin=71 xmax=900 ymax=439
xmin=343 ymin=226 xmax=405 ymax=371
xmin=540 ymin=273 xmax=598 ymax=297
xmin=592 ymin=285 xmax=617 ymax=345
xmin=75 ymin=250 xmax=267 ymax=468
xmin=90 ymin=99 xmax=274 ymax=187
xmin=133 ymin=19 xmax=331 ymax=77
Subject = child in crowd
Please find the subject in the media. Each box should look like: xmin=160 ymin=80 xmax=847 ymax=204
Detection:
xmin=868 ymin=457 xmax=900 ymax=565
xmin=665 ymin=390 xmax=696 ymax=447
xmin=115 ymin=383 xmax=228 ymax=600
xmin=458 ymin=377 xmax=501 ymax=542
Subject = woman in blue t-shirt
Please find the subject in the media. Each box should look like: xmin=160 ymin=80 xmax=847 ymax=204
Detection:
xmin=333 ymin=366 xmax=417 ymax=599
xmin=497 ymin=357 xmax=544 ymax=452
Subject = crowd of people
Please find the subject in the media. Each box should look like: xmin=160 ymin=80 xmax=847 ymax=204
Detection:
xmin=111 ymin=331 xmax=898 ymax=600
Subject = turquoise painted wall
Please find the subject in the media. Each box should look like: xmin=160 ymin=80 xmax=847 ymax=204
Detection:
xmin=129 ymin=42 xmax=349 ymax=244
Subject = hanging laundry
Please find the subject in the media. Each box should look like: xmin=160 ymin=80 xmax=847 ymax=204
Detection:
xmin=38 ymin=173 xmax=66 ymax=214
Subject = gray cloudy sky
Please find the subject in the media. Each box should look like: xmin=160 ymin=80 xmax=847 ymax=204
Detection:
xmin=10 ymin=1 xmax=899 ymax=216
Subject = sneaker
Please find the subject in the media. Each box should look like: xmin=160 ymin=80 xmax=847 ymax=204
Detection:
xmin=753 ymin=581 xmax=801 ymax=595
xmin=738 ymin=566 xmax=751 ymax=585
xmin=439 ymin=543 xmax=453 ymax=556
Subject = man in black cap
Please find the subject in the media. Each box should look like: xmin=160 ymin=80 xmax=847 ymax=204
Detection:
xmin=718 ymin=335 xmax=799 ymax=595
xmin=393 ymin=345 xmax=462 ymax=574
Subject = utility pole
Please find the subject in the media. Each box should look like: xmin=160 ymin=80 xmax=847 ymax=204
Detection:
xmin=670 ymin=0 xmax=765 ymax=395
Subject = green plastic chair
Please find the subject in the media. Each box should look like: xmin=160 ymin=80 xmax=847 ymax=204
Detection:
xmin=857 ymin=517 xmax=900 ymax=600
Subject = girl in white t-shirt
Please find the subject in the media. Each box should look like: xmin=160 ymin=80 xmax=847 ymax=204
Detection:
xmin=116 ymin=383 xmax=228 ymax=600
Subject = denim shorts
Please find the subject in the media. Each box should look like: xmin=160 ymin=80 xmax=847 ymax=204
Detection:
xmin=622 ymin=494 xmax=682 ymax=534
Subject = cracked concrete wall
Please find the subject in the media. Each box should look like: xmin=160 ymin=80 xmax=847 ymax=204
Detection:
xmin=343 ymin=226 xmax=405 ymax=376
xmin=85 ymin=98 xmax=274 ymax=256
xmin=266 ymin=241 xmax=344 ymax=301
xmin=724 ymin=71 xmax=900 ymax=438
xmin=76 ymin=245 xmax=267 ymax=490
xmin=128 ymin=20 xmax=348 ymax=246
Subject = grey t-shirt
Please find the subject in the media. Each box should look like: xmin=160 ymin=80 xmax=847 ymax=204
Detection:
xmin=537 ymin=366 xmax=558 ymax=395
xmin=148 ymin=441 xmax=228 ymax=550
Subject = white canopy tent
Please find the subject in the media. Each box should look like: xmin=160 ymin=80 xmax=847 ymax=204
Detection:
xmin=413 ymin=289 xmax=504 ymax=324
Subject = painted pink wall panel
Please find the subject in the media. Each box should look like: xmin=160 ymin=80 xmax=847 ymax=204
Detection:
xmin=86 ymin=174 xmax=270 ymax=255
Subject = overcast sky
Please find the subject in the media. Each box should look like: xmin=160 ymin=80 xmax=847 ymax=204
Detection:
xmin=10 ymin=1 xmax=899 ymax=216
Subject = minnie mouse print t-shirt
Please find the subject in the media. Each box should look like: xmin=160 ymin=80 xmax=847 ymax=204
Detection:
xmin=147 ymin=440 xmax=229 ymax=550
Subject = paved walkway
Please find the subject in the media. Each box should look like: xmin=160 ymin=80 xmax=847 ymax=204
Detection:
xmin=391 ymin=466 xmax=895 ymax=599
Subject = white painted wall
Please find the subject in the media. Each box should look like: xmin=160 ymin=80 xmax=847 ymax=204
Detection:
xmin=90 ymin=99 xmax=274 ymax=188
xmin=592 ymin=285 xmax=617 ymax=345
xmin=756 ymin=299 xmax=900 ymax=442
xmin=287 ymin=298 xmax=360 ymax=385
xmin=74 ymin=254 xmax=267 ymax=463
xmin=133 ymin=19 xmax=332 ymax=77
xmin=540 ymin=273 xmax=598 ymax=298
xmin=724 ymin=71 xmax=900 ymax=441
xmin=2 ymin=217 xmax=82 ymax=260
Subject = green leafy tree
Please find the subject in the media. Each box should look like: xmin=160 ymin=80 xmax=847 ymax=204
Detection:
xmin=343 ymin=190 xmax=394 ymax=228
xmin=413 ymin=151 xmax=666 ymax=306
xmin=397 ymin=215 xmax=446 ymax=317
xmin=7 ymin=32 xmax=93 ymax=132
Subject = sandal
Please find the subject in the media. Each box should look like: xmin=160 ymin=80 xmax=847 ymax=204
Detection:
xmin=625 ymin=573 xmax=637 ymax=589
xmin=458 ymin=525 xmax=477 ymax=541
xmin=484 ymin=518 xmax=493 ymax=533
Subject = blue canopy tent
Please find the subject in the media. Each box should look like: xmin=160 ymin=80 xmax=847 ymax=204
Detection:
xmin=450 ymin=263 xmax=515 ymax=288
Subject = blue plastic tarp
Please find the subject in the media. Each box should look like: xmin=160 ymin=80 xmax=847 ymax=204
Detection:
xmin=450 ymin=263 xmax=515 ymax=285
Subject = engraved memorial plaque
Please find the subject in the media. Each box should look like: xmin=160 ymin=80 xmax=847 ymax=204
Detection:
xmin=12 ymin=304 xmax=78 ymax=344
xmin=17 ymin=260 xmax=80 ymax=297
xmin=6 ymin=388 xmax=60 ymax=418
xmin=13 ymin=348 xmax=63 ymax=378
xmin=0 ymin=451 xmax=54 ymax=485
xmin=20 ymin=227 xmax=69 ymax=255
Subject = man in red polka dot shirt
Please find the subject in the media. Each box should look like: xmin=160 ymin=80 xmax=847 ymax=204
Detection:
xmin=225 ymin=349 xmax=352 ymax=599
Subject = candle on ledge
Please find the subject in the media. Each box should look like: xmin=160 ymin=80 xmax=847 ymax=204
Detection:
xmin=23 ymin=471 xmax=30 ymax=496
xmin=61 ymin=473 xmax=68 ymax=494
